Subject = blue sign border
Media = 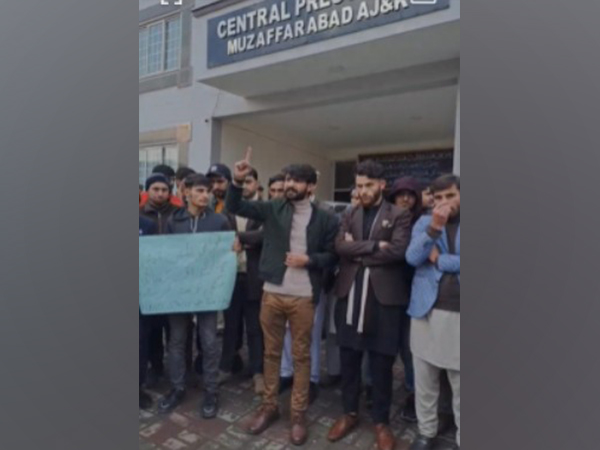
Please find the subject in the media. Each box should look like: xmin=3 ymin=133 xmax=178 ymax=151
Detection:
xmin=207 ymin=0 xmax=450 ymax=68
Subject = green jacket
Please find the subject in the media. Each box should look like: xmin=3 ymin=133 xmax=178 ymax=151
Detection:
xmin=226 ymin=184 xmax=339 ymax=303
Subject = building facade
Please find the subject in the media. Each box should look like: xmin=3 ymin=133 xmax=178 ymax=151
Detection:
xmin=139 ymin=0 xmax=460 ymax=200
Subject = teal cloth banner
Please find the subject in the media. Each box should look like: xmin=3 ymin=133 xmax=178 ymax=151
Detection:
xmin=139 ymin=232 xmax=237 ymax=315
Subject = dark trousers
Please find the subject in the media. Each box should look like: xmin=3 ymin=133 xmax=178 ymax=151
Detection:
xmin=340 ymin=347 xmax=396 ymax=425
xmin=439 ymin=370 xmax=454 ymax=414
xmin=149 ymin=314 xmax=194 ymax=374
xmin=399 ymin=309 xmax=415 ymax=392
xmin=139 ymin=312 xmax=149 ymax=387
xmin=167 ymin=313 xmax=220 ymax=393
xmin=220 ymin=274 xmax=263 ymax=375
xmin=148 ymin=315 xmax=167 ymax=372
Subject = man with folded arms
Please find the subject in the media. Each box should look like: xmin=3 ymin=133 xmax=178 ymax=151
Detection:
xmin=327 ymin=160 xmax=412 ymax=450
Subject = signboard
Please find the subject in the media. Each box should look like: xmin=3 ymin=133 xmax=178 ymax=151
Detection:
xmin=139 ymin=232 xmax=237 ymax=315
xmin=359 ymin=149 xmax=454 ymax=187
xmin=207 ymin=0 xmax=450 ymax=67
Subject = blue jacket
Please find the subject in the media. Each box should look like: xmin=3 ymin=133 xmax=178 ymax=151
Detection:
xmin=139 ymin=216 xmax=158 ymax=236
xmin=406 ymin=215 xmax=460 ymax=319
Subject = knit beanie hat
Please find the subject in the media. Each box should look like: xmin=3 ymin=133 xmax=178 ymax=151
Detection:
xmin=145 ymin=173 xmax=171 ymax=192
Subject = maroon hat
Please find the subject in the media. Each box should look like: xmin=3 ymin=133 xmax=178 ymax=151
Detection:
xmin=389 ymin=177 xmax=422 ymax=200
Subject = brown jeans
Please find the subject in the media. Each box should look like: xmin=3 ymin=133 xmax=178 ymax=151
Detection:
xmin=260 ymin=292 xmax=315 ymax=413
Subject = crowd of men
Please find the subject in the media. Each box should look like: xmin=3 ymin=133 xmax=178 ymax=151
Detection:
xmin=139 ymin=149 xmax=461 ymax=450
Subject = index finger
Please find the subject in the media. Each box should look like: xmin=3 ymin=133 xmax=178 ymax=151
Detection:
xmin=244 ymin=146 xmax=252 ymax=163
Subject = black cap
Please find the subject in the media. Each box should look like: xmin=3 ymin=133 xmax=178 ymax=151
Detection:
xmin=145 ymin=173 xmax=171 ymax=192
xmin=152 ymin=164 xmax=176 ymax=179
xmin=206 ymin=163 xmax=232 ymax=182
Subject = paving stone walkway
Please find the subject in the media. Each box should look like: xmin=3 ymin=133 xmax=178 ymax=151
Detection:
xmin=140 ymin=343 xmax=458 ymax=450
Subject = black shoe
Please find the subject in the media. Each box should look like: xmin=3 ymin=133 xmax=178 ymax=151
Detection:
xmin=139 ymin=389 xmax=153 ymax=410
xmin=201 ymin=392 xmax=219 ymax=419
xmin=158 ymin=389 xmax=186 ymax=414
xmin=409 ymin=435 xmax=435 ymax=450
xmin=279 ymin=376 xmax=293 ymax=394
xmin=400 ymin=394 xmax=418 ymax=423
xmin=232 ymin=354 xmax=244 ymax=374
xmin=364 ymin=385 xmax=373 ymax=410
xmin=320 ymin=375 xmax=342 ymax=389
xmin=309 ymin=382 xmax=320 ymax=405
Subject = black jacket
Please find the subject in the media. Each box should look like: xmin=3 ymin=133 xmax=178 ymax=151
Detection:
xmin=139 ymin=216 xmax=158 ymax=236
xmin=226 ymin=184 xmax=339 ymax=304
xmin=140 ymin=202 xmax=179 ymax=235
xmin=226 ymin=212 xmax=265 ymax=302
xmin=166 ymin=208 xmax=231 ymax=235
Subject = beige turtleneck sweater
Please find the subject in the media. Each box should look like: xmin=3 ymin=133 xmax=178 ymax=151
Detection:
xmin=263 ymin=198 xmax=313 ymax=298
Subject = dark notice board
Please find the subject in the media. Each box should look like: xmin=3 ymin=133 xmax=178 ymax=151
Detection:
xmin=359 ymin=149 xmax=454 ymax=188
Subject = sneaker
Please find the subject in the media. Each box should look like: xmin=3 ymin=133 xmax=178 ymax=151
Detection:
xmin=158 ymin=388 xmax=186 ymax=414
xmin=253 ymin=374 xmax=266 ymax=395
xmin=201 ymin=392 xmax=219 ymax=419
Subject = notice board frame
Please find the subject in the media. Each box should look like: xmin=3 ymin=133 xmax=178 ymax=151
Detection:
xmin=358 ymin=148 xmax=454 ymax=189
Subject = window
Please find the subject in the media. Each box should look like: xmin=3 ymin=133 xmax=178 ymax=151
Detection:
xmin=139 ymin=145 xmax=179 ymax=186
xmin=334 ymin=160 xmax=357 ymax=203
xmin=139 ymin=16 xmax=181 ymax=78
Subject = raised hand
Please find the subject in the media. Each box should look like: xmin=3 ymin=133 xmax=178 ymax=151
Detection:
xmin=233 ymin=147 xmax=253 ymax=184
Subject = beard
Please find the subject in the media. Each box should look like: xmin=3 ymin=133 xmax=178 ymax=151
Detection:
xmin=285 ymin=187 xmax=308 ymax=201
xmin=360 ymin=189 xmax=382 ymax=208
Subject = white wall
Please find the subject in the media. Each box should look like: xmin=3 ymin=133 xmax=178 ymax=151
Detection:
xmin=139 ymin=2 xmax=224 ymax=175
xmin=139 ymin=80 xmax=224 ymax=173
xmin=453 ymin=86 xmax=460 ymax=175
xmin=221 ymin=123 xmax=335 ymax=201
